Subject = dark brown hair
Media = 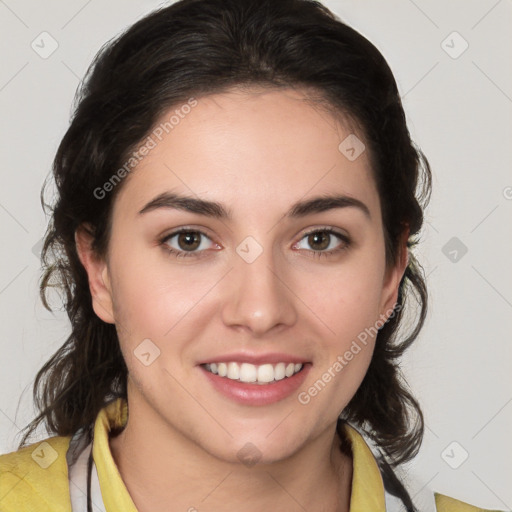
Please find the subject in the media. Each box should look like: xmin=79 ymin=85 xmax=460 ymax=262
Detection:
xmin=18 ymin=0 xmax=431 ymax=506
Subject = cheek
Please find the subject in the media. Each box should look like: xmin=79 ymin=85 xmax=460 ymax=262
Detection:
xmin=106 ymin=252 xmax=210 ymax=394
xmin=301 ymin=254 xmax=386 ymax=342
xmin=294 ymin=250 xmax=386 ymax=405
xmin=296 ymin=279 xmax=380 ymax=420
xmin=108 ymin=243 xmax=211 ymax=340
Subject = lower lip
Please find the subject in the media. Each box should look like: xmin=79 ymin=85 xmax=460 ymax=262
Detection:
xmin=200 ymin=364 xmax=311 ymax=406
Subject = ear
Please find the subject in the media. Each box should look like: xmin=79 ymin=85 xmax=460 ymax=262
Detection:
xmin=379 ymin=226 xmax=409 ymax=319
xmin=75 ymin=223 xmax=115 ymax=324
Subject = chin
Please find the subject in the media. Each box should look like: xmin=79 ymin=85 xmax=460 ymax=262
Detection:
xmin=203 ymin=428 xmax=310 ymax=466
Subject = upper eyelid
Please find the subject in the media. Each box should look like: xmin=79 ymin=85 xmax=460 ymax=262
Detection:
xmin=160 ymin=226 xmax=213 ymax=240
xmin=301 ymin=226 xmax=349 ymax=238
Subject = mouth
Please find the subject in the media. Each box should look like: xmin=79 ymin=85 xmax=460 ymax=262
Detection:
xmin=202 ymin=361 xmax=305 ymax=385
xmin=199 ymin=360 xmax=311 ymax=406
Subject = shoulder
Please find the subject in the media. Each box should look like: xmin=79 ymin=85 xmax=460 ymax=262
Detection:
xmin=341 ymin=423 xmax=503 ymax=512
xmin=434 ymin=492 xmax=505 ymax=512
xmin=0 ymin=435 xmax=73 ymax=512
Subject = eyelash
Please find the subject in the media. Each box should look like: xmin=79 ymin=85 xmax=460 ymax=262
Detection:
xmin=159 ymin=227 xmax=351 ymax=260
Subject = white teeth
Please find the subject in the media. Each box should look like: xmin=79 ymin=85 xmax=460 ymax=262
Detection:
xmin=227 ymin=362 xmax=239 ymax=380
xmin=274 ymin=362 xmax=286 ymax=381
xmin=239 ymin=363 xmax=257 ymax=383
xmin=257 ymin=364 xmax=274 ymax=383
xmin=217 ymin=362 xmax=227 ymax=377
xmin=204 ymin=361 xmax=304 ymax=384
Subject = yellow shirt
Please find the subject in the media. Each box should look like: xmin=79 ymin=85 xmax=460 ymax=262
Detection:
xmin=0 ymin=398 xmax=502 ymax=511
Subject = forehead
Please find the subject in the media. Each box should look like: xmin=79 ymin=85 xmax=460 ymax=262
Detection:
xmin=115 ymin=87 xmax=379 ymax=221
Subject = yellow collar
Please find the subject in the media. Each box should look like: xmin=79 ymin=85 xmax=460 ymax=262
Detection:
xmin=93 ymin=397 xmax=386 ymax=512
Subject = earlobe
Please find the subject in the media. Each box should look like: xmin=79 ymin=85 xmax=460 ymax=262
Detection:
xmin=75 ymin=224 xmax=115 ymax=324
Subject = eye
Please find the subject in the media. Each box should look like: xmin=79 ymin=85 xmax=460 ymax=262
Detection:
xmin=293 ymin=228 xmax=351 ymax=259
xmin=159 ymin=227 xmax=351 ymax=260
xmin=160 ymin=228 xmax=218 ymax=259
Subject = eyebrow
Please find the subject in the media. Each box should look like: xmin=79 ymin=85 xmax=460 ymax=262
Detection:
xmin=138 ymin=191 xmax=371 ymax=220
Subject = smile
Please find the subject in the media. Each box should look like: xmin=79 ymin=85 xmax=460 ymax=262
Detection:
xmin=203 ymin=362 xmax=304 ymax=385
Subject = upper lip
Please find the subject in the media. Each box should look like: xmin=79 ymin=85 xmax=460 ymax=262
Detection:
xmin=198 ymin=352 xmax=310 ymax=365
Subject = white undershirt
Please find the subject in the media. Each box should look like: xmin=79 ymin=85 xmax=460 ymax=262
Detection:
xmin=66 ymin=431 xmax=106 ymax=512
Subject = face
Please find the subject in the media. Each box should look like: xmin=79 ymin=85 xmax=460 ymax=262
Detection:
xmin=80 ymin=87 xmax=405 ymax=464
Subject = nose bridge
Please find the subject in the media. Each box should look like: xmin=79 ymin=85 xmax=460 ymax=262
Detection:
xmin=221 ymin=237 xmax=297 ymax=334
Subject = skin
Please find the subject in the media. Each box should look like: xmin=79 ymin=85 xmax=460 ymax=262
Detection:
xmin=76 ymin=86 xmax=408 ymax=512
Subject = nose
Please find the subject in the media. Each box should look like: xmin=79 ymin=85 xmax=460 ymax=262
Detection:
xmin=221 ymin=244 xmax=298 ymax=337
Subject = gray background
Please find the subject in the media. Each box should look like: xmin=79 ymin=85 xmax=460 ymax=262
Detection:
xmin=0 ymin=1 xmax=511 ymax=510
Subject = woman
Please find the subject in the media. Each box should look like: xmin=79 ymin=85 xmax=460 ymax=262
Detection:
xmin=0 ymin=0 xmax=501 ymax=510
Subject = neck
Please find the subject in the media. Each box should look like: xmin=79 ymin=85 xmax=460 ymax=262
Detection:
xmin=109 ymin=390 xmax=352 ymax=512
